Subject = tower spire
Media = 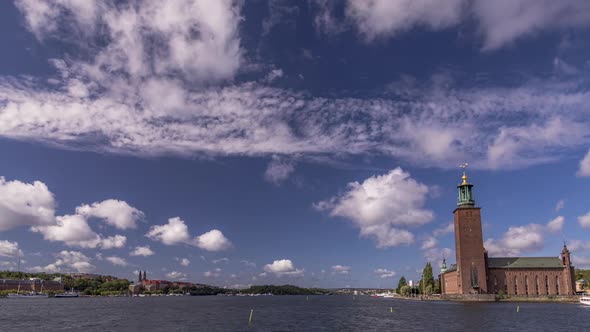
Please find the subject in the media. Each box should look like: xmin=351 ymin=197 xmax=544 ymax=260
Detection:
xmin=457 ymin=163 xmax=475 ymax=207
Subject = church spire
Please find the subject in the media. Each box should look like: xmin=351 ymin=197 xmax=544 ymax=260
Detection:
xmin=441 ymin=258 xmax=447 ymax=274
xmin=457 ymin=163 xmax=475 ymax=208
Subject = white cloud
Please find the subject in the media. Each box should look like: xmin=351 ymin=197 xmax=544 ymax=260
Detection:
xmin=179 ymin=258 xmax=190 ymax=266
xmin=32 ymin=214 xmax=103 ymax=248
xmin=101 ymin=235 xmax=127 ymax=249
xmin=146 ymin=217 xmax=191 ymax=245
xmin=546 ymin=216 xmax=565 ymax=233
xmin=0 ymin=240 xmax=22 ymax=257
xmin=30 ymin=250 xmax=95 ymax=273
xmin=76 ymin=199 xmax=143 ymax=230
xmin=130 ymin=246 xmax=155 ymax=257
xmin=578 ymin=212 xmax=590 ymax=229
xmin=340 ymin=0 xmax=590 ymax=50
xmin=0 ymin=177 xmax=55 ymax=231
xmin=203 ymin=268 xmax=222 ymax=278
xmin=331 ymin=265 xmax=351 ymax=275
xmin=374 ymin=268 xmax=396 ymax=278
xmin=2 ymin=2 xmax=590 ymax=174
xmin=577 ymin=149 xmax=590 ymax=177
xmin=432 ymin=223 xmax=454 ymax=237
xmin=15 ymin=0 xmax=242 ymax=83
xmin=346 ymin=0 xmax=465 ymax=41
xmin=264 ymin=156 xmax=295 ymax=185
xmin=147 ymin=217 xmax=232 ymax=251
xmin=240 ymin=260 xmax=256 ymax=268
xmin=212 ymin=257 xmax=229 ymax=264
xmin=167 ymin=271 xmax=188 ymax=280
xmin=472 ymin=0 xmax=590 ymax=50
xmin=105 ymin=256 xmax=128 ymax=266
xmin=555 ymin=199 xmax=565 ymax=212
xmin=263 ymin=259 xmax=304 ymax=277
xmin=193 ymin=229 xmax=232 ymax=252
xmin=568 ymin=240 xmax=590 ymax=252
xmin=421 ymin=236 xmax=438 ymax=250
xmin=485 ymin=224 xmax=545 ymax=256
xmin=315 ymin=168 xmax=432 ymax=248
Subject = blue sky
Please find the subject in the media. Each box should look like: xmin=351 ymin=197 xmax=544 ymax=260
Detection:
xmin=1 ymin=0 xmax=590 ymax=289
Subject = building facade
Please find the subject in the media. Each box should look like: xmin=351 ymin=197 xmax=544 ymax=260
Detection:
xmin=0 ymin=278 xmax=64 ymax=292
xmin=440 ymin=172 xmax=575 ymax=297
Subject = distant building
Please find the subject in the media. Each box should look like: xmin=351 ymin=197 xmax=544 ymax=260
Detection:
xmin=440 ymin=171 xmax=575 ymax=297
xmin=0 ymin=278 xmax=63 ymax=292
xmin=136 ymin=270 xmax=197 ymax=292
xmin=408 ymin=280 xmax=414 ymax=287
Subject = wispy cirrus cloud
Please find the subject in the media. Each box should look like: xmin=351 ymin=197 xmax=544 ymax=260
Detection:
xmin=2 ymin=0 xmax=590 ymax=174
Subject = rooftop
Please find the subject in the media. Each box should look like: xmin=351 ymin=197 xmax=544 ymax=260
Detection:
xmin=487 ymin=257 xmax=563 ymax=269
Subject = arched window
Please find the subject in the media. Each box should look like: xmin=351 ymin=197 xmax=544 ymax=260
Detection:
xmin=545 ymin=275 xmax=549 ymax=294
xmin=494 ymin=276 xmax=497 ymax=293
xmin=514 ymin=276 xmax=518 ymax=295
xmin=535 ymin=276 xmax=539 ymax=295
xmin=525 ymin=276 xmax=529 ymax=295
xmin=556 ymin=276 xmax=559 ymax=295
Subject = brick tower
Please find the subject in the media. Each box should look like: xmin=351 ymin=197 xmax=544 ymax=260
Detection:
xmin=453 ymin=165 xmax=488 ymax=294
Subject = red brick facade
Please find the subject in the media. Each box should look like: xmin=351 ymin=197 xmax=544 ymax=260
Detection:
xmin=453 ymin=207 xmax=488 ymax=294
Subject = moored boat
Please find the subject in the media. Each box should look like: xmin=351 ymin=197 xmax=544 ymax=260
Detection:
xmin=580 ymin=296 xmax=590 ymax=306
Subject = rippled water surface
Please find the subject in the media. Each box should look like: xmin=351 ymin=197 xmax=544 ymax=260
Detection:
xmin=0 ymin=295 xmax=589 ymax=331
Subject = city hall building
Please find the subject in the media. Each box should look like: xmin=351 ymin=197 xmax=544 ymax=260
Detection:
xmin=440 ymin=172 xmax=575 ymax=297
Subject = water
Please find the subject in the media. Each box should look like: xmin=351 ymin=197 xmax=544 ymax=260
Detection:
xmin=0 ymin=296 xmax=588 ymax=331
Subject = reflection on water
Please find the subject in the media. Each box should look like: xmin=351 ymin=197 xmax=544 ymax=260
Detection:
xmin=0 ymin=295 xmax=588 ymax=331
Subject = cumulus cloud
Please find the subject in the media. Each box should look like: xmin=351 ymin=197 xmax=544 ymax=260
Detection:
xmin=577 ymin=149 xmax=590 ymax=177
xmin=179 ymin=258 xmax=190 ymax=266
xmin=568 ymin=240 xmax=590 ymax=252
xmin=263 ymin=259 xmax=304 ymax=277
xmin=340 ymin=0 xmax=590 ymax=50
xmin=193 ymin=229 xmax=232 ymax=252
xmin=315 ymin=168 xmax=432 ymax=248
xmin=374 ymin=268 xmax=396 ymax=278
xmin=147 ymin=217 xmax=232 ymax=251
xmin=76 ymin=199 xmax=143 ymax=230
xmin=146 ymin=217 xmax=191 ymax=245
xmin=578 ymin=212 xmax=590 ymax=229
xmin=0 ymin=177 xmax=55 ymax=231
xmin=105 ymin=256 xmax=128 ymax=266
xmin=546 ymin=216 xmax=565 ymax=233
xmin=130 ymin=246 xmax=155 ymax=257
xmin=423 ymin=247 xmax=454 ymax=268
xmin=203 ymin=268 xmax=222 ymax=278
xmin=264 ymin=156 xmax=295 ymax=185
xmin=167 ymin=271 xmax=188 ymax=280
xmin=421 ymin=236 xmax=438 ymax=250
xmin=0 ymin=240 xmax=22 ymax=257
xmin=31 ymin=214 xmax=127 ymax=249
xmin=240 ymin=260 xmax=256 ymax=268
xmin=432 ymin=223 xmax=454 ymax=237
xmin=331 ymin=265 xmax=351 ymax=275
xmin=346 ymin=0 xmax=465 ymax=41
xmin=101 ymin=235 xmax=127 ymax=249
xmin=485 ymin=224 xmax=545 ymax=256
xmin=30 ymin=250 xmax=95 ymax=273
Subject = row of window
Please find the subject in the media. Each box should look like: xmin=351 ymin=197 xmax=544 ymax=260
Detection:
xmin=492 ymin=275 xmax=560 ymax=295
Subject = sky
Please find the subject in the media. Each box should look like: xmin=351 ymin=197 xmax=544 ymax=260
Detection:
xmin=1 ymin=0 xmax=590 ymax=289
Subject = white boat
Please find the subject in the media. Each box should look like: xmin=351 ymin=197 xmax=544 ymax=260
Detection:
xmin=7 ymin=292 xmax=49 ymax=298
xmin=580 ymin=296 xmax=590 ymax=306
xmin=55 ymin=290 xmax=79 ymax=298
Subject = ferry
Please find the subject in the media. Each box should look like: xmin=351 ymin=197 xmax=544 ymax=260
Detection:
xmin=580 ymin=296 xmax=590 ymax=306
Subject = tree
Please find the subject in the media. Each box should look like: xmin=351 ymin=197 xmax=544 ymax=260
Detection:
xmin=396 ymin=276 xmax=407 ymax=294
xmin=417 ymin=262 xmax=435 ymax=295
xmin=400 ymin=285 xmax=411 ymax=297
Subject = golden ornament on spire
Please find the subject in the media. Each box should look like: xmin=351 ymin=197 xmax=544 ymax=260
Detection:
xmin=459 ymin=162 xmax=469 ymax=185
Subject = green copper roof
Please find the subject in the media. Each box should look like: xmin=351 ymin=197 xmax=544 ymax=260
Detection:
xmin=487 ymin=257 xmax=563 ymax=269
